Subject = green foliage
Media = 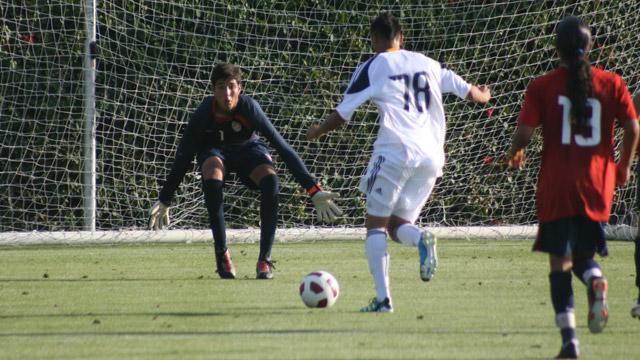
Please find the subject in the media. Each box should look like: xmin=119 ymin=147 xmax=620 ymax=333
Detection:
xmin=2 ymin=1 xmax=640 ymax=231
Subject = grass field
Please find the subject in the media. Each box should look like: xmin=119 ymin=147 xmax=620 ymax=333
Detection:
xmin=0 ymin=239 xmax=638 ymax=359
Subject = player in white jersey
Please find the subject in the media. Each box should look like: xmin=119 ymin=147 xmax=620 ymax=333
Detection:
xmin=307 ymin=12 xmax=491 ymax=312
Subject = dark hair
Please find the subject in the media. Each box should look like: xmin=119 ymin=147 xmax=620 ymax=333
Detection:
xmin=370 ymin=12 xmax=402 ymax=42
xmin=211 ymin=63 xmax=241 ymax=87
xmin=555 ymin=16 xmax=592 ymax=130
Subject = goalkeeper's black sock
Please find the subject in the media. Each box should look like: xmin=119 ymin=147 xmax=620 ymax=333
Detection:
xmin=258 ymin=175 xmax=279 ymax=261
xmin=202 ymin=179 xmax=227 ymax=256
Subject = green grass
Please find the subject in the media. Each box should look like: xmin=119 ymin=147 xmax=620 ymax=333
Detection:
xmin=0 ymin=239 xmax=638 ymax=359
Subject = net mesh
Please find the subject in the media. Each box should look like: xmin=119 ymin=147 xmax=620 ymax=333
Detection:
xmin=2 ymin=1 xmax=640 ymax=238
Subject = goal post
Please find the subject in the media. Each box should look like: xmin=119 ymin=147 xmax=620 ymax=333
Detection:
xmin=1 ymin=1 xmax=639 ymax=244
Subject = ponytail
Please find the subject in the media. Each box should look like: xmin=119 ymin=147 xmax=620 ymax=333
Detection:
xmin=555 ymin=16 xmax=593 ymax=132
xmin=566 ymin=52 xmax=592 ymax=131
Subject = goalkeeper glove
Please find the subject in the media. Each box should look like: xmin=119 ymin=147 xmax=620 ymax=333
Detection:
xmin=148 ymin=200 xmax=170 ymax=230
xmin=309 ymin=185 xmax=342 ymax=223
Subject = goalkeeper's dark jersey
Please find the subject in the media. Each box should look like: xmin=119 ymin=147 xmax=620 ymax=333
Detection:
xmin=159 ymin=94 xmax=316 ymax=204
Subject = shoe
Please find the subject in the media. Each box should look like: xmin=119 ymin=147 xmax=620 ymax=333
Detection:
xmin=359 ymin=297 xmax=393 ymax=313
xmin=418 ymin=230 xmax=438 ymax=281
xmin=631 ymin=300 xmax=640 ymax=319
xmin=256 ymin=260 xmax=274 ymax=279
xmin=587 ymin=277 xmax=608 ymax=334
xmin=555 ymin=340 xmax=579 ymax=359
xmin=216 ymin=249 xmax=236 ymax=279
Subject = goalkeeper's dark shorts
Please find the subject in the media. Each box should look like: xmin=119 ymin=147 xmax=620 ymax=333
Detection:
xmin=197 ymin=140 xmax=273 ymax=189
xmin=533 ymin=216 xmax=608 ymax=258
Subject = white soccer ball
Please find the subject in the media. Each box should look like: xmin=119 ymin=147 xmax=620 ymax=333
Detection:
xmin=299 ymin=271 xmax=340 ymax=308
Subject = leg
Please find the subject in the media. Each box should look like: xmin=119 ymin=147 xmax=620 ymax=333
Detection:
xmin=635 ymin=233 xmax=640 ymax=298
xmin=357 ymin=153 xmax=407 ymax=312
xmin=387 ymin=162 xmax=439 ymax=281
xmin=571 ymin=253 xmax=602 ymax=286
xmin=201 ymin=156 xmax=235 ymax=279
xmin=360 ymin=214 xmax=393 ymax=312
xmin=571 ymin=252 xmax=609 ymax=331
xmin=250 ymin=164 xmax=278 ymax=279
xmin=633 ymin=169 xmax=640 ymax=318
xmin=549 ymin=255 xmax=579 ymax=359
xmin=632 ymin=234 xmax=640 ymax=318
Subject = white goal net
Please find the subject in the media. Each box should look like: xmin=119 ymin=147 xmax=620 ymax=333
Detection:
xmin=1 ymin=1 xmax=639 ymax=243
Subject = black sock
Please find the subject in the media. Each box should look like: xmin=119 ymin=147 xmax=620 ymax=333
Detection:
xmin=572 ymin=258 xmax=600 ymax=286
xmin=202 ymin=179 xmax=227 ymax=257
xmin=549 ymin=271 xmax=576 ymax=345
xmin=258 ymin=175 xmax=279 ymax=261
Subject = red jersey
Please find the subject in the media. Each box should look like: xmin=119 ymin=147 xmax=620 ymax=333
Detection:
xmin=518 ymin=66 xmax=637 ymax=223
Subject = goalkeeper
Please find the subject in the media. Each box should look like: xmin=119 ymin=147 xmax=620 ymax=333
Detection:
xmin=149 ymin=63 xmax=341 ymax=280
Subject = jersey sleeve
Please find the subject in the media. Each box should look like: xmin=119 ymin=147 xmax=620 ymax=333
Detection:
xmin=158 ymin=101 xmax=206 ymax=204
xmin=613 ymin=75 xmax=637 ymax=125
xmin=240 ymin=97 xmax=317 ymax=191
xmin=440 ymin=67 xmax=472 ymax=99
xmin=335 ymin=58 xmax=377 ymax=121
xmin=517 ymin=79 xmax=543 ymax=128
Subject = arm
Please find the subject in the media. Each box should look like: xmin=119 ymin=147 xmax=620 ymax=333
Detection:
xmin=149 ymin=105 xmax=202 ymax=230
xmin=466 ymin=85 xmax=491 ymax=104
xmin=616 ymin=117 xmax=639 ymax=186
xmin=243 ymin=98 xmax=343 ymax=222
xmin=506 ymin=124 xmax=535 ymax=169
xmin=245 ymin=99 xmax=317 ymax=190
xmin=307 ymin=111 xmax=346 ymax=140
xmin=158 ymin=120 xmax=199 ymax=205
xmin=257 ymin=116 xmax=343 ymax=222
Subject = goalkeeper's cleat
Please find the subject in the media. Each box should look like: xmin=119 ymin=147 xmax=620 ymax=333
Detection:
xmin=631 ymin=300 xmax=640 ymax=319
xmin=359 ymin=297 xmax=393 ymax=313
xmin=419 ymin=229 xmax=438 ymax=281
xmin=256 ymin=260 xmax=275 ymax=280
xmin=587 ymin=276 xmax=608 ymax=333
xmin=555 ymin=340 xmax=579 ymax=359
xmin=216 ymin=249 xmax=236 ymax=279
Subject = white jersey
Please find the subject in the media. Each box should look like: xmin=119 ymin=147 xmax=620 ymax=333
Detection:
xmin=335 ymin=49 xmax=471 ymax=174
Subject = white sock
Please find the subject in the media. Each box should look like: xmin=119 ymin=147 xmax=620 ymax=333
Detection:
xmin=365 ymin=228 xmax=391 ymax=302
xmin=395 ymin=223 xmax=421 ymax=247
xmin=582 ymin=268 xmax=603 ymax=285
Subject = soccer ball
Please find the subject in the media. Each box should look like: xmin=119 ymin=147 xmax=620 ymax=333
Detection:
xmin=299 ymin=271 xmax=340 ymax=308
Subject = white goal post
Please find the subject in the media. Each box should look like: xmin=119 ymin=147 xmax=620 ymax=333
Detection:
xmin=1 ymin=1 xmax=639 ymax=244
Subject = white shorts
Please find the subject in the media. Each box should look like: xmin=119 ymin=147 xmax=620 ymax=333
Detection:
xmin=358 ymin=151 xmax=439 ymax=223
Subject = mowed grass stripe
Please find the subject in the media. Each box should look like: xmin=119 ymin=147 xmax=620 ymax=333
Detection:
xmin=0 ymin=240 xmax=638 ymax=359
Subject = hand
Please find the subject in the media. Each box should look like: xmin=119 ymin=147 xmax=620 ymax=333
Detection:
xmin=507 ymin=148 xmax=525 ymax=170
xmin=307 ymin=124 xmax=321 ymax=140
xmin=311 ymin=191 xmax=342 ymax=222
xmin=148 ymin=201 xmax=170 ymax=230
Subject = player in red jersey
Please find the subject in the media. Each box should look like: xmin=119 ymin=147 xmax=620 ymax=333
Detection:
xmin=507 ymin=17 xmax=638 ymax=359
xmin=633 ymin=92 xmax=640 ymax=319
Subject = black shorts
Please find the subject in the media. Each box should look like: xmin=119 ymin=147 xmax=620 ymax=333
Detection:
xmin=533 ymin=216 xmax=608 ymax=257
xmin=197 ymin=140 xmax=273 ymax=189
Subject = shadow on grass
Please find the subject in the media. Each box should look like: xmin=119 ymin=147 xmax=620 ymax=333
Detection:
xmin=0 ymin=278 xmax=262 ymax=282
xmin=0 ymin=328 xmax=557 ymax=338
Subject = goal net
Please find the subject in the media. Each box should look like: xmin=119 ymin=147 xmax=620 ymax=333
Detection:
xmin=2 ymin=1 xmax=640 ymax=243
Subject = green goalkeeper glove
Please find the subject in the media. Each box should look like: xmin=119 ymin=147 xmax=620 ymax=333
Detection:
xmin=309 ymin=185 xmax=342 ymax=223
xmin=148 ymin=201 xmax=170 ymax=230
